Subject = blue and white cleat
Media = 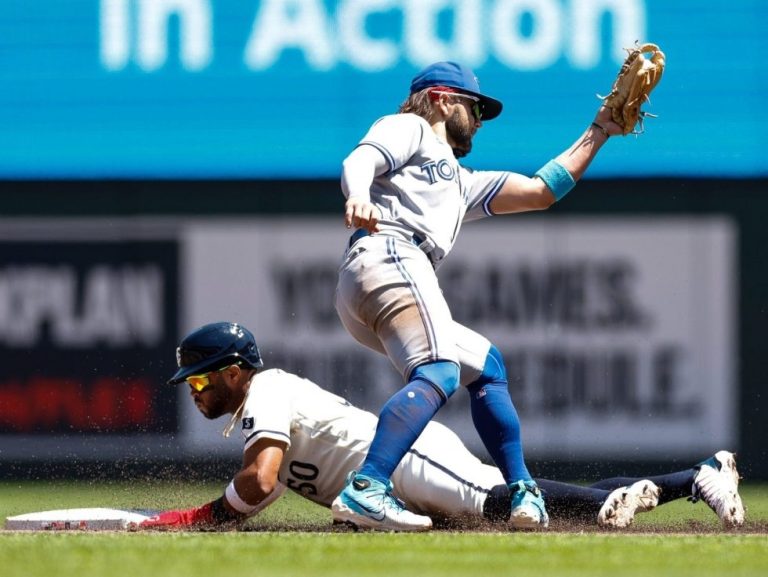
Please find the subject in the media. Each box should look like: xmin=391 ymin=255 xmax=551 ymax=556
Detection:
xmin=509 ymin=480 xmax=549 ymax=529
xmin=598 ymin=479 xmax=661 ymax=528
xmin=331 ymin=472 xmax=432 ymax=532
xmin=691 ymin=450 xmax=745 ymax=528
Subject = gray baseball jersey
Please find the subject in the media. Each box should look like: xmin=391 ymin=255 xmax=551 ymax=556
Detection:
xmin=347 ymin=113 xmax=510 ymax=265
xmin=336 ymin=112 xmax=508 ymax=380
xmin=239 ymin=368 xmax=503 ymax=518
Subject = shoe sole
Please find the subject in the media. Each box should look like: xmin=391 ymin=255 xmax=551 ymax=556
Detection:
xmin=598 ymin=480 xmax=660 ymax=528
xmin=719 ymin=451 xmax=746 ymax=528
xmin=633 ymin=480 xmax=661 ymax=513
xmin=697 ymin=451 xmax=745 ymax=528
xmin=714 ymin=451 xmax=740 ymax=487
xmin=510 ymin=505 xmax=549 ymax=530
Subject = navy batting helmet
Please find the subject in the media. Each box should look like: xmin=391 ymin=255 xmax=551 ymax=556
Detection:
xmin=168 ymin=322 xmax=263 ymax=385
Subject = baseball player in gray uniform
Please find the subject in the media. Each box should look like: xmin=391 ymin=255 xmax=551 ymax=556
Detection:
xmin=332 ymin=61 xmax=628 ymax=531
xmin=140 ymin=323 xmax=745 ymax=531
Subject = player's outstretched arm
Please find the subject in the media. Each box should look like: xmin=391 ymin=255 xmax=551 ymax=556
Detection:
xmin=488 ymin=106 xmax=620 ymax=215
xmin=140 ymin=439 xmax=287 ymax=530
xmin=553 ymin=105 xmax=622 ymax=181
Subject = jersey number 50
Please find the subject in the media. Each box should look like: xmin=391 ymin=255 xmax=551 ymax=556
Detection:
xmin=286 ymin=460 xmax=319 ymax=496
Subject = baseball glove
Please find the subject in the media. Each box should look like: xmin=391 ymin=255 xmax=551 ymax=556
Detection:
xmin=600 ymin=42 xmax=665 ymax=135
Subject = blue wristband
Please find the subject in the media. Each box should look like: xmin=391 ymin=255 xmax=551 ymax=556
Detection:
xmin=535 ymin=159 xmax=576 ymax=201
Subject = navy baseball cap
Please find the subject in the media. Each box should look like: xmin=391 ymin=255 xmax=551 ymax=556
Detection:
xmin=410 ymin=61 xmax=503 ymax=121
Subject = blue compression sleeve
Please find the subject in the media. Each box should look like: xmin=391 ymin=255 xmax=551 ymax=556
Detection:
xmin=359 ymin=361 xmax=459 ymax=482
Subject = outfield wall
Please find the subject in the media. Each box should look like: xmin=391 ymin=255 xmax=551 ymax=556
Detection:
xmin=0 ymin=178 xmax=765 ymax=480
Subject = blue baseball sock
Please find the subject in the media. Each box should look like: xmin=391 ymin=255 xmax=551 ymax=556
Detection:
xmin=535 ymin=479 xmax=605 ymax=519
xmin=359 ymin=361 xmax=459 ymax=483
xmin=467 ymin=345 xmax=532 ymax=485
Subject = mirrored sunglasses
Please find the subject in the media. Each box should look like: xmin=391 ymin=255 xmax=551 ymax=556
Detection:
xmin=186 ymin=363 xmax=240 ymax=392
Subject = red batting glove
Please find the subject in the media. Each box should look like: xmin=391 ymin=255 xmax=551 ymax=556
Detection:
xmin=140 ymin=502 xmax=214 ymax=530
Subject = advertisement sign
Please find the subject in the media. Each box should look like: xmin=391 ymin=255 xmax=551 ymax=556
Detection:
xmin=0 ymin=231 xmax=179 ymax=444
xmin=180 ymin=216 xmax=737 ymax=459
xmin=0 ymin=215 xmax=737 ymax=461
xmin=1 ymin=0 xmax=766 ymax=178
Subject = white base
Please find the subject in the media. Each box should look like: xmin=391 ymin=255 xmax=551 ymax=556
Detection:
xmin=5 ymin=507 xmax=158 ymax=531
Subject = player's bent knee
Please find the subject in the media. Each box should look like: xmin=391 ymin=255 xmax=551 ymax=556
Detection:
xmin=468 ymin=344 xmax=507 ymax=390
xmin=410 ymin=360 xmax=460 ymax=400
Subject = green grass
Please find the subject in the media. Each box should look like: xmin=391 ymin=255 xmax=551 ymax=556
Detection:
xmin=1 ymin=481 xmax=767 ymax=577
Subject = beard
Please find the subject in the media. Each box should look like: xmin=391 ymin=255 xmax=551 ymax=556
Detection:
xmin=196 ymin=386 xmax=233 ymax=420
xmin=446 ymin=109 xmax=474 ymax=158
